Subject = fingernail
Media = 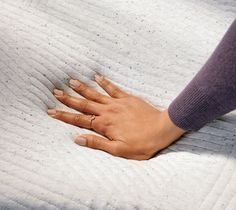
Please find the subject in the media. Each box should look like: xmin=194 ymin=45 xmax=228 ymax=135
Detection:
xmin=54 ymin=89 xmax=63 ymax=96
xmin=69 ymin=79 xmax=81 ymax=88
xmin=47 ymin=109 xmax=57 ymax=116
xmin=75 ymin=136 xmax=87 ymax=146
xmin=94 ymin=74 xmax=103 ymax=83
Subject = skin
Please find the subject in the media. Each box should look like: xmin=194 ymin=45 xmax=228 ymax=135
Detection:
xmin=48 ymin=74 xmax=187 ymax=160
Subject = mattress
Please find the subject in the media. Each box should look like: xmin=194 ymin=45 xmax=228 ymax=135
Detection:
xmin=0 ymin=0 xmax=236 ymax=209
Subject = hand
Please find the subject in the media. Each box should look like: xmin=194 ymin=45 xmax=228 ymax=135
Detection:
xmin=47 ymin=74 xmax=186 ymax=160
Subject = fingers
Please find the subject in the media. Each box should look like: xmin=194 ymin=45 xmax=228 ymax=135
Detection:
xmin=47 ymin=109 xmax=97 ymax=129
xmin=75 ymin=134 xmax=126 ymax=157
xmin=69 ymin=79 xmax=111 ymax=104
xmin=94 ymin=74 xmax=129 ymax=98
xmin=53 ymin=89 xmax=104 ymax=115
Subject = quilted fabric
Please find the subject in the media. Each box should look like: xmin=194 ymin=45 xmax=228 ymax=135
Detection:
xmin=0 ymin=0 xmax=236 ymax=209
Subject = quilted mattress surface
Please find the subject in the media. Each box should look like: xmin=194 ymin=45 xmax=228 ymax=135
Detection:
xmin=0 ymin=0 xmax=236 ymax=209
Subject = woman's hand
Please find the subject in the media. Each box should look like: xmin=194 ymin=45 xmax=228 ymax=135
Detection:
xmin=48 ymin=74 xmax=186 ymax=160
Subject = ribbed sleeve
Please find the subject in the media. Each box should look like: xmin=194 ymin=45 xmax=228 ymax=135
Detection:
xmin=168 ymin=19 xmax=236 ymax=131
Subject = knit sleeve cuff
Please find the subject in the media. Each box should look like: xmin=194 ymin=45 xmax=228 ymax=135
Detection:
xmin=167 ymin=80 xmax=223 ymax=132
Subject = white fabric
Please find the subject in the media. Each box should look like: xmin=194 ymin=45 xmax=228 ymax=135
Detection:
xmin=0 ymin=0 xmax=236 ymax=209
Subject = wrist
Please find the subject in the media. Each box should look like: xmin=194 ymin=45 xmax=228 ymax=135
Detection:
xmin=156 ymin=109 xmax=186 ymax=149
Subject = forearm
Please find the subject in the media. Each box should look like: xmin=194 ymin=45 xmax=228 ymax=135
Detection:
xmin=168 ymin=19 xmax=236 ymax=131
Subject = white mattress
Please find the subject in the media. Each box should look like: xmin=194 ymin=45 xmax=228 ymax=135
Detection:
xmin=0 ymin=0 xmax=236 ymax=209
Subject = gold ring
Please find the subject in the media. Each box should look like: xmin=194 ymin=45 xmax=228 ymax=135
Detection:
xmin=90 ymin=115 xmax=96 ymax=129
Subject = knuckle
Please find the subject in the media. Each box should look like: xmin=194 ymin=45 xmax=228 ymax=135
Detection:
xmin=77 ymin=83 xmax=87 ymax=93
xmin=106 ymin=103 xmax=122 ymax=113
xmin=110 ymin=87 xmax=119 ymax=97
xmin=124 ymin=96 xmax=139 ymax=108
xmin=100 ymin=114 xmax=112 ymax=126
xmin=92 ymin=92 xmax=101 ymax=100
xmin=89 ymin=136 xmax=99 ymax=149
xmin=56 ymin=111 xmax=63 ymax=118
xmin=63 ymin=94 xmax=71 ymax=105
xmin=101 ymin=79 xmax=110 ymax=88
xmin=73 ymin=114 xmax=81 ymax=124
xmin=93 ymin=92 xmax=108 ymax=104
xmin=105 ymin=118 xmax=113 ymax=127
xmin=81 ymin=100 xmax=89 ymax=112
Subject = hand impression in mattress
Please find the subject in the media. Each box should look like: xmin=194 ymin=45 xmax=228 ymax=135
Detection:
xmin=47 ymin=74 xmax=186 ymax=160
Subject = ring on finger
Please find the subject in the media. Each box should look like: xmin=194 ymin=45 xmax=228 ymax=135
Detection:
xmin=90 ymin=114 xmax=96 ymax=129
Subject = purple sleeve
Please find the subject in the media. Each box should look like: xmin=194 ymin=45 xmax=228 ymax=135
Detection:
xmin=168 ymin=19 xmax=236 ymax=131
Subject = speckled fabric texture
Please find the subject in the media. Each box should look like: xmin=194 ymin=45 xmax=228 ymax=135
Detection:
xmin=0 ymin=0 xmax=236 ymax=210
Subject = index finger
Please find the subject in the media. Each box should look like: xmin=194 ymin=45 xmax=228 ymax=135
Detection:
xmin=94 ymin=74 xmax=129 ymax=98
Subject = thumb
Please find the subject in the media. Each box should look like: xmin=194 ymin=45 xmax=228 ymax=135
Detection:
xmin=74 ymin=134 xmax=123 ymax=156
